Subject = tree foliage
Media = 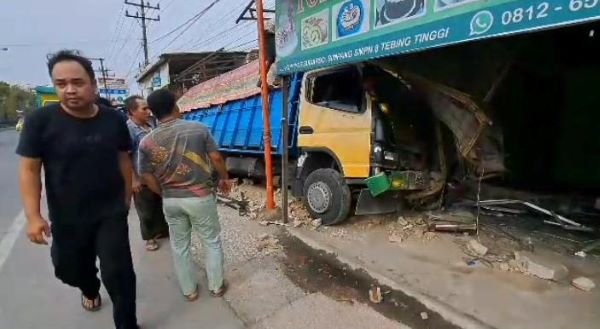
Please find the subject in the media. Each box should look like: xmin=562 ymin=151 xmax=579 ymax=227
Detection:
xmin=0 ymin=81 xmax=35 ymax=123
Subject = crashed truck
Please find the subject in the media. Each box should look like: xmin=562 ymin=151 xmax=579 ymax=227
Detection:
xmin=179 ymin=0 xmax=600 ymax=225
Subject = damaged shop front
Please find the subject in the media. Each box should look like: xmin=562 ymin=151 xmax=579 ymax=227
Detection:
xmin=273 ymin=0 xmax=600 ymax=252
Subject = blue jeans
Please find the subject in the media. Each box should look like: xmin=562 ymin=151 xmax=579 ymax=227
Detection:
xmin=162 ymin=195 xmax=224 ymax=295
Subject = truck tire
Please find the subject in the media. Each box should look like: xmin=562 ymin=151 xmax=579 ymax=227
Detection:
xmin=303 ymin=168 xmax=351 ymax=225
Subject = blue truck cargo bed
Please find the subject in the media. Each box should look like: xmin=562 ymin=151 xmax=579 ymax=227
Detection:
xmin=183 ymin=74 xmax=302 ymax=157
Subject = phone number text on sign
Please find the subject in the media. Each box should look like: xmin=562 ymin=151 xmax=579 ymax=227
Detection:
xmin=501 ymin=0 xmax=599 ymax=26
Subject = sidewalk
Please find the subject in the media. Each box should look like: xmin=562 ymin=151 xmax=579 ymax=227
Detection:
xmin=0 ymin=210 xmax=243 ymax=329
xmin=196 ymin=206 xmax=411 ymax=329
xmin=286 ymin=220 xmax=600 ymax=329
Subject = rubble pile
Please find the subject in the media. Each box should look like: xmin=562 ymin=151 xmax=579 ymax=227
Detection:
xmin=386 ymin=215 xmax=436 ymax=244
xmin=256 ymin=233 xmax=282 ymax=255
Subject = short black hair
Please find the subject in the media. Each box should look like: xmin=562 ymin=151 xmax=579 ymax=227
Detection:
xmin=47 ymin=50 xmax=96 ymax=82
xmin=147 ymin=89 xmax=177 ymax=120
xmin=124 ymin=95 xmax=144 ymax=115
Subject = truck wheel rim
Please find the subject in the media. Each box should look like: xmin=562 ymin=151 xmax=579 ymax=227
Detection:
xmin=307 ymin=181 xmax=331 ymax=214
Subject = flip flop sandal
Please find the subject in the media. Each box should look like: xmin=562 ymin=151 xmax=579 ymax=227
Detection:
xmin=81 ymin=294 xmax=102 ymax=312
xmin=184 ymin=289 xmax=199 ymax=302
xmin=145 ymin=239 xmax=159 ymax=251
xmin=210 ymin=283 xmax=227 ymax=297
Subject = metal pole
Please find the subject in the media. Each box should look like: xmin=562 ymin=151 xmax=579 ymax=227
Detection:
xmin=255 ymin=0 xmax=275 ymax=210
xmin=281 ymin=76 xmax=290 ymax=223
xmin=99 ymin=58 xmax=109 ymax=98
xmin=140 ymin=0 xmax=149 ymax=66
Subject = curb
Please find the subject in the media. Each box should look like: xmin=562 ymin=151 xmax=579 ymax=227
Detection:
xmin=286 ymin=227 xmax=498 ymax=329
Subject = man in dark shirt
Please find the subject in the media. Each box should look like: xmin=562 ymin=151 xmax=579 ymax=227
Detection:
xmin=16 ymin=50 xmax=138 ymax=329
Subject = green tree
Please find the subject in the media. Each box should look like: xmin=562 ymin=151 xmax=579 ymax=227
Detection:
xmin=0 ymin=81 xmax=35 ymax=122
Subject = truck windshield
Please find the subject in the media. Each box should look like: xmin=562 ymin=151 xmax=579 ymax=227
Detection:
xmin=310 ymin=68 xmax=363 ymax=113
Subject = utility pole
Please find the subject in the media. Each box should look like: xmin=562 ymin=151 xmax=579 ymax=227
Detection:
xmin=125 ymin=0 xmax=160 ymax=67
xmin=89 ymin=57 xmax=113 ymax=98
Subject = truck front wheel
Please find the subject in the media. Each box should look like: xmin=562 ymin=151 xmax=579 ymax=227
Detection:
xmin=303 ymin=168 xmax=351 ymax=225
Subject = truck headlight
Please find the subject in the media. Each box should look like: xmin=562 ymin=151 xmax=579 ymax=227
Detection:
xmin=384 ymin=151 xmax=398 ymax=162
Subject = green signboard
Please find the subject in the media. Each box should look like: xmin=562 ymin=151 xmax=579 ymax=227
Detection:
xmin=275 ymin=0 xmax=600 ymax=74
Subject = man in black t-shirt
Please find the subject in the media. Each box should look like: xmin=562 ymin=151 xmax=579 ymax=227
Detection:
xmin=16 ymin=50 xmax=138 ymax=329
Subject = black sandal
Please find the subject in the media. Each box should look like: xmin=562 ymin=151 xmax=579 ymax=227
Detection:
xmin=210 ymin=283 xmax=227 ymax=297
xmin=81 ymin=294 xmax=102 ymax=312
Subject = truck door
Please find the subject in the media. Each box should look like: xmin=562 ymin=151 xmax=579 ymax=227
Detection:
xmin=298 ymin=66 xmax=372 ymax=178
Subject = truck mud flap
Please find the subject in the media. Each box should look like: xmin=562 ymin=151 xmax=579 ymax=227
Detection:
xmin=355 ymin=189 xmax=401 ymax=216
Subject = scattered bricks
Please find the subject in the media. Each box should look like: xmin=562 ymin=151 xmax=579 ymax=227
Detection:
xmin=514 ymin=251 xmax=569 ymax=281
xmin=420 ymin=312 xmax=429 ymax=320
xmin=467 ymin=239 xmax=488 ymax=256
xmin=572 ymin=277 xmax=595 ymax=292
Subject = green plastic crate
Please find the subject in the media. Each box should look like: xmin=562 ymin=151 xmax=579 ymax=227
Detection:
xmin=366 ymin=172 xmax=391 ymax=197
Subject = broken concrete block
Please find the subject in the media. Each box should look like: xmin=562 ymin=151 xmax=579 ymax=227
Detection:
xmin=514 ymin=251 xmax=569 ymax=281
xmin=423 ymin=232 xmax=436 ymax=240
xmin=368 ymin=286 xmax=383 ymax=304
xmin=467 ymin=239 xmax=488 ymax=256
xmin=388 ymin=233 xmax=403 ymax=244
xmin=420 ymin=312 xmax=429 ymax=320
xmin=499 ymin=263 xmax=510 ymax=272
xmin=311 ymin=218 xmax=322 ymax=228
xmin=397 ymin=216 xmax=409 ymax=226
xmin=572 ymin=277 xmax=595 ymax=292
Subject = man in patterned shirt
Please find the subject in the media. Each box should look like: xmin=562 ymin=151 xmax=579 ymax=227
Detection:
xmin=138 ymin=89 xmax=230 ymax=301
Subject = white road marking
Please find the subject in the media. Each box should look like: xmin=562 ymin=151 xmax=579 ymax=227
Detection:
xmin=0 ymin=211 xmax=26 ymax=271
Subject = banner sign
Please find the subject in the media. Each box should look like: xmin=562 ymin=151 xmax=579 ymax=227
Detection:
xmin=276 ymin=0 xmax=600 ymax=74
xmin=178 ymin=61 xmax=262 ymax=112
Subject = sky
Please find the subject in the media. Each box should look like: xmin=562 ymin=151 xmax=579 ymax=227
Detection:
xmin=0 ymin=0 xmax=274 ymax=91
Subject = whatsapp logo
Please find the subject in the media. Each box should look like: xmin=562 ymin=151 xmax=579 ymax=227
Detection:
xmin=470 ymin=10 xmax=494 ymax=36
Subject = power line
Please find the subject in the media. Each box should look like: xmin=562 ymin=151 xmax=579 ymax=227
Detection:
xmin=105 ymin=3 xmax=127 ymax=61
xmin=125 ymin=0 xmax=161 ymax=67
xmin=187 ymin=20 xmax=254 ymax=52
xmin=157 ymin=0 xmax=222 ymax=54
xmin=180 ymin=0 xmax=250 ymax=51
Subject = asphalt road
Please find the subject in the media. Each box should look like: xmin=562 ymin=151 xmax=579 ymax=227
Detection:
xmin=0 ymin=129 xmax=243 ymax=329
xmin=0 ymin=130 xmax=22 ymax=241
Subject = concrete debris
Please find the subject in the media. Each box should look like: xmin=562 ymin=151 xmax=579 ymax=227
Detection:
xmin=368 ymin=286 xmax=383 ymax=304
xmin=575 ymin=251 xmax=587 ymax=258
xmin=467 ymin=239 xmax=489 ymax=256
xmin=388 ymin=233 xmax=403 ymax=244
xmin=292 ymin=220 xmax=303 ymax=228
xmin=311 ymin=218 xmax=323 ymax=228
xmin=259 ymin=220 xmax=290 ymax=227
xmin=413 ymin=228 xmax=425 ymax=239
xmin=256 ymin=236 xmax=282 ymax=255
xmin=330 ymin=229 xmax=348 ymax=239
xmin=499 ymin=263 xmax=510 ymax=272
xmin=514 ymin=251 xmax=569 ymax=281
xmin=572 ymin=276 xmax=595 ymax=292
xmin=423 ymin=232 xmax=437 ymax=240
xmin=258 ymin=233 xmax=270 ymax=241
xmin=420 ymin=312 xmax=429 ymax=320
xmin=397 ymin=216 xmax=409 ymax=226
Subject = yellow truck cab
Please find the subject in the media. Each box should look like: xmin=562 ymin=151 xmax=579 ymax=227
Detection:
xmin=292 ymin=64 xmax=502 ymax=225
